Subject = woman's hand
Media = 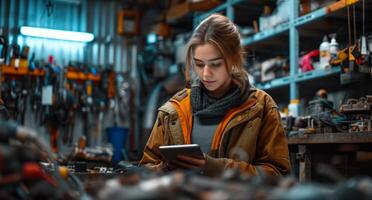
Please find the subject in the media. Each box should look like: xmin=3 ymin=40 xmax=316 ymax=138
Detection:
xmin=168 ymin=154 xmax=206 ymax=170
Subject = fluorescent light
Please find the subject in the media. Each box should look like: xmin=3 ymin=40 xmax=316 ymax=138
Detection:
xmin=20 ymin=26 xmax=94 ymax=42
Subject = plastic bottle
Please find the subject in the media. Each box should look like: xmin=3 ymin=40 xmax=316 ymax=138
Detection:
xmin=319 ymin=35 xmax=331 ymax=70
xmin=329 ymin=36 xmax=339 ymax=60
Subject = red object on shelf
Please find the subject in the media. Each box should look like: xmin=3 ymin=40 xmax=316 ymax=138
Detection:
xmin=300 ymin=49 xmax=319 ymax=72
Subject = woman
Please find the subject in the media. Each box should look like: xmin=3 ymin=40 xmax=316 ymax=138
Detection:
xmin=139 ymin=13 xmax=290 ymax=177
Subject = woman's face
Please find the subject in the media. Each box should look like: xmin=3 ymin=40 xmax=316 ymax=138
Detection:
xmin=193 ymin=43 xmax=232 ymax=98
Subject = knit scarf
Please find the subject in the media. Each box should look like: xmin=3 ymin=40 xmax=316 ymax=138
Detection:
xmin=190 ymin=79 xmax=251 ymax=118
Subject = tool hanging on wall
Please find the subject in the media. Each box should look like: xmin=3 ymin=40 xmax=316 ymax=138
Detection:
xmin=18 ymin=46 xmax=31 ymax=124
xmin=57 ymin=66 xmax=75 ymax=146
xmin=0 ymin=28 xmax=7 ymax=112
xmin=360 ymin=0 xmax=368 ymax=56
xmin=31 ymin=62 xmax=43 ymax=125
xmin=90 ymin=67 xmax=105 ymax=147
xmin=0 ymin=27 xmax=8 ymax=65
xmin=341 ymin=1 xmax=371 ymax=84
xmin=2 ymin=74 xmax=28 ymax=124
xmin=9 ymin=43 xmax=20 ymax=68
xmin=82 ymin=65 xmax=94 ymax=146
xmin=18 ymin=75 xmax=30 ymax=125
xmin=41 ymin=57 xmax=60 ymax=152
xmin=0 ymin=44 xmax=23 ymax=122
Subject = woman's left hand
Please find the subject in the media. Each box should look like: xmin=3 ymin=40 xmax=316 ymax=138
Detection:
xmin=169 ymin=154 xmax=206 ymax=170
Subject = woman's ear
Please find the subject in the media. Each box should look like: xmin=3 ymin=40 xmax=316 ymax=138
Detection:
xmin=231 ymin=65 xmax=238 ymax=74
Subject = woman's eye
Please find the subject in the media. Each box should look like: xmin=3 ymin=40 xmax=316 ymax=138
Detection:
xmin=211 ymin=62 xmax=222 ymax=68
xmin=195 ymin=63 xmax=204 ymax=68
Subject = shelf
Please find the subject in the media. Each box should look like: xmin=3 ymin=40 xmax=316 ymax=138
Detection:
xmin=255 ymin=76 xmax=290 ymax=90
xmin=242 ymin=22 xmax=290 ymax=46
xmin=194 ymin=0 xmax=244 ymax=23
xmin=255 ymin=66 xmax=341 ymax=90
xmin=66 ymin=71 xmax=101 ymax=82
xmin=294 ymin=6 xmax=328 ymax=27
xmin=242 ymin=0 xmax=359 ymax=46
xmin=1 ymin=65 xmax=100 ymax=82
xmin=295 ymin=0 xmax=359 ymax=28
xmin=295 ymin=66 xmax=341 ymax=83
xmin=1 ymin=65 xmax=45 ymax=76
xmin=288 ymin=131 xmax=372 ymax=144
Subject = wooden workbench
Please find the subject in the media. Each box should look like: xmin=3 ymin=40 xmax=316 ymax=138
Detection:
xmin=287 ymin=131 xmax=372 ymax=182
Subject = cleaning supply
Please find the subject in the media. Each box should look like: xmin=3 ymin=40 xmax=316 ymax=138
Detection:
xmin=330 ymin=36 xmax=339 ymax=60
xmin=319 ymin=35 xmax=331 ymax=70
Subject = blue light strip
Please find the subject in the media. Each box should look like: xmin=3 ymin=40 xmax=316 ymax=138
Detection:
xmin=20 ymin=26 xmax=94 ymax=42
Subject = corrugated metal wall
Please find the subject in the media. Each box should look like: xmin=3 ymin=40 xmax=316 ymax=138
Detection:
xmin=0 ymin=0 xmax=130 ymax=72
xmin=0 ymin=0 xmax=139 ymax=152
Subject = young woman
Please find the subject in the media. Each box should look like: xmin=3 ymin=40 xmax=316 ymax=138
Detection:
xmin=140 ymin=14 xmax=290 ymax=177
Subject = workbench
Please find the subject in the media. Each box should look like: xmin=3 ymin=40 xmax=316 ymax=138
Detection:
xmin=288 ymin=132 xmax=372 ymax=182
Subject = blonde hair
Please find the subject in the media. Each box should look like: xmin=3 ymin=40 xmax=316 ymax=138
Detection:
xmin=185 ymin=13 xmax=248 ymax=90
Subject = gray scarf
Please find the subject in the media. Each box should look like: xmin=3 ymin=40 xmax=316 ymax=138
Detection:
xmin=190 ymin=79 xmax=250 ymax=118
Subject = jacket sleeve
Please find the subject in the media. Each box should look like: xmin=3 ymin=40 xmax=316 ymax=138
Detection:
xmin=139 ymin=111 xmax=169 ymax=171
xmin=252 ymin=103 xmax=291 ymax=176
xmin=203 ymin=97 xmax=291 ymax=177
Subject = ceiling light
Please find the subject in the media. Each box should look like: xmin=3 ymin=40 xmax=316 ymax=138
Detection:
xmin=20 ymin=26 xmax=94 ymax=42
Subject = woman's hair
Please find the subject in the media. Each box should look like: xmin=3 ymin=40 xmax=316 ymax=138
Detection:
xmin=185 ymin=13 xmax=248 ymax=89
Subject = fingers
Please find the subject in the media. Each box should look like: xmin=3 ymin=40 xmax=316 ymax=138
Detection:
xmin=169 ymin=159 xmax=201 ymax=170
xmin=177 ymin=155 xmax=205 ymax=166
xmin=167 ymin=155 xmax=205 ymax=170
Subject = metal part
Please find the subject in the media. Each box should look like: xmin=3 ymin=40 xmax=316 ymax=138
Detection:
xmin=297 ymin=145 xmax=311 ymax=182
xmin=340 ymin=96 xmax=372 ymax=114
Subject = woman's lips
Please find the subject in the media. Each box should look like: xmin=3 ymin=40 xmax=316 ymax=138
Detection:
xmin=202 ymin=80 xmax=216 ymax=85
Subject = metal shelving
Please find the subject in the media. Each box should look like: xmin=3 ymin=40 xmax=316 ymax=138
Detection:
xmin=242 ymin=22 xmax=290 ymax=46
xmin=255 ymin=66 xmax=341 ymax=90
xmin=243 ymin=0 xmax=359 ymax=46
xmin=194 ymin=0 xmax=360 ymax=109
xmin=295 ymin=66 xmax=341 ymax=83
xmin=250 ymin=0 xmax=358 ymax=104
xmin=193 ymin=0 xmax=245 ymax=26
xmin=256 ymin=76 xmax=290 ymax=90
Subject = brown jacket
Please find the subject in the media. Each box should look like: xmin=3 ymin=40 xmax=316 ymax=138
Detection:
xmin=139 ymin=88 xmax=290 ymax=176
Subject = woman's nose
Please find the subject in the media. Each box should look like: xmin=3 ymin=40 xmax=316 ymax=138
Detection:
xmin=202 ymin=65 xmax=212 ymax=77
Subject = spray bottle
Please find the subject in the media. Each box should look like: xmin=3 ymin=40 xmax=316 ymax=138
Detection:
xmin=329 ymin=35 xmax=339 ymax=61
xmin=319 ymin=35 xmax=331 ymax=70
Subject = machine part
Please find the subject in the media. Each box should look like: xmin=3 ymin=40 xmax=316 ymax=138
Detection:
xmin=297 ymin=145 xmax=311 ymax=182
xmin=0 ymin=121 xmax=88 ymax=199
xmin=307 ymin=98 xmax=334 ymax=116
xmin=261 ymin=57 xmax=288 ymax=82
xmin=97 ymin=172 xmax=185 ymax=200
xmin=340 ymin=96 xmax=372 ymax=114
xmin=349 ymin=118 xmax=372 ymax=132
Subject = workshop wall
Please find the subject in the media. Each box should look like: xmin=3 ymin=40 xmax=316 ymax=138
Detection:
xmin=0 ymin=0 xmax=131 ymax=72
xmin=0 ymin=0 xmax=138 ymax=153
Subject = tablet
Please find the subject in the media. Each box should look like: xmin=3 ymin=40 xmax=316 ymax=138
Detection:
xmin=158 ymin=144 xmax=204 ymax=163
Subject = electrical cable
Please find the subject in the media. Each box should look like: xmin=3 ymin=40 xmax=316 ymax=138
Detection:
xmin=362 ymin=0 xmax=365 ymax=36
xmin=353 ymin=4 xmax=356 ymax=45
xmin=347 ymin=3 xmax=352 ymax=47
